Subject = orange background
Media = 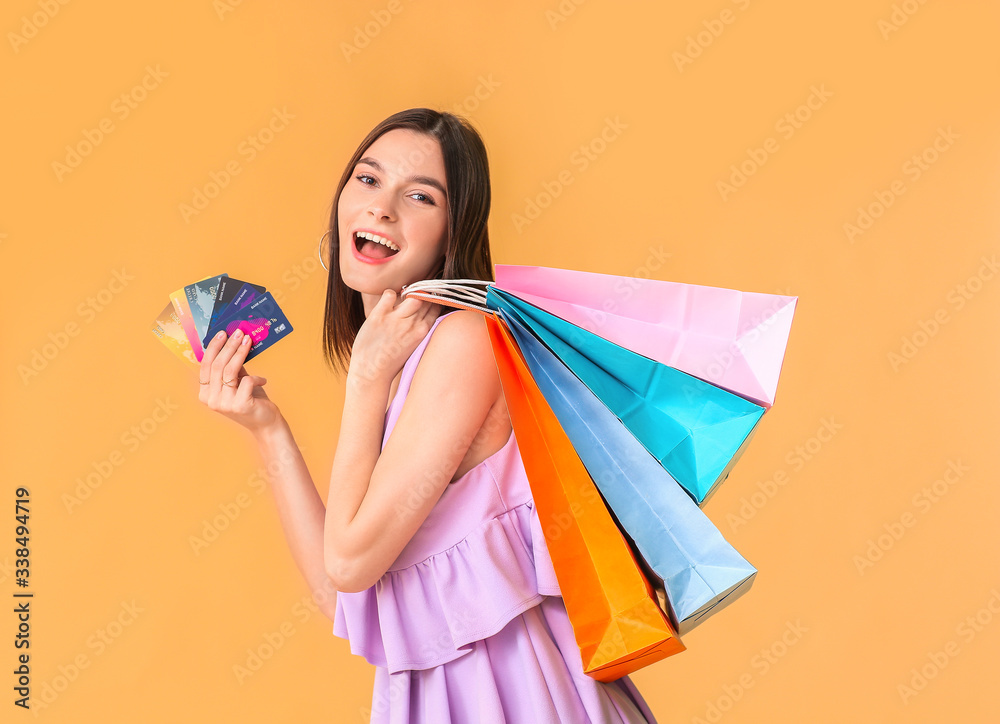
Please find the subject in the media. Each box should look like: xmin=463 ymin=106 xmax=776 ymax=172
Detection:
xmin=3 ymin=1 xmax=998 ymax=722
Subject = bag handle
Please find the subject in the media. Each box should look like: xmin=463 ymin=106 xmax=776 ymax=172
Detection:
xmin=400 ymin=279 xmax=493 ymax=314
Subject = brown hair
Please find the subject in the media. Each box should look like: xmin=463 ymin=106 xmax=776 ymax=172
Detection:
xmin=321 ymin=108 xmax=494 ymax=374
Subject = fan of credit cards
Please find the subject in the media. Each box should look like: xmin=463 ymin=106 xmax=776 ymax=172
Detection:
xmin=151 ymin=274 xmax=293 ymax=365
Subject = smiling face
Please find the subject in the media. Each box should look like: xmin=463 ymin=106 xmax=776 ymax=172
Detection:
xmin=337 ymin=128 xmax=450 ymax=308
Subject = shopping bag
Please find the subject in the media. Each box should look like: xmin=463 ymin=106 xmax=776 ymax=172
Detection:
xmin=485 ymin=313 xmax=685 ymax=681
xmin=488 ymin=286 xmax=765 ymax=505
xmin=493 ymin=264 xmax=797 ymax=409
xmin=497 ymin=308 xmax=757 ymax=634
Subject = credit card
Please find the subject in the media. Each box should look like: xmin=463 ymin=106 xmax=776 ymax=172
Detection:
xmin=203 ymin=277 xmax=266 ymax=346
xmin=185 ymin=273 xmax=227 ymax=343
xmin=206 ymin=282 xmax=263 ymax=341
xmin=156 ymin=275 xmax=291 ymax=367
xmin=151 ymin=301 xmax=197 ymax=364
xmin=212 ymin=292 xmax=293 ymax=362
xmin=168 ymin=286 xmax=205 ymax=362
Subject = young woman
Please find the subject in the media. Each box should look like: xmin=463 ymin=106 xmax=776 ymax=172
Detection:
xmin=198 ymin=108 xmax=658 ymax=723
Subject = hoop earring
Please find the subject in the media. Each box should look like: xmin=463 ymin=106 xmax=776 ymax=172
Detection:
xmin=318 ymin=229 xmax=332 ymax=272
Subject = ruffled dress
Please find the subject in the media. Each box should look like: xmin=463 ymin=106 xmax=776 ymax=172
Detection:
xmin=334 ymin=310 xmax=658 ymax=724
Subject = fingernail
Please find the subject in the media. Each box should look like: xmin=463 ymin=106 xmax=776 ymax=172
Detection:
xmin=241 ymin=334 xmax=250 ymax=346
xmin=215 ymin=331 xmax=225 ymax=340
xmin=233 ymin=329 xmax=243 ymax=339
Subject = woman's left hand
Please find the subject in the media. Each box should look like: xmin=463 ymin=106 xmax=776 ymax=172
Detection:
xmin=348 ymin=289 xmax=440 ymax=385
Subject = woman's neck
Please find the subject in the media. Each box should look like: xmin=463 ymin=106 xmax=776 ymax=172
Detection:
xmin=361 ymin=290 xmax=448 ymax=320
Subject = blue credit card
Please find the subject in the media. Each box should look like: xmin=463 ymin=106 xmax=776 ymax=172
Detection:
xmin=203 ymin=277 xmax=265 ymax=346
xmin=209 ymin=292 xmax=293 ymax=362
xmin=185 ymin=273 xmax=227 ymax=344
xmin=208 ymin=283 xmax=261 ymax=333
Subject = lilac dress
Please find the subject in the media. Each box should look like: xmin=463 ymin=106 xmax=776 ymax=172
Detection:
xmin=334 ymin=311 xmax=658 ymax=723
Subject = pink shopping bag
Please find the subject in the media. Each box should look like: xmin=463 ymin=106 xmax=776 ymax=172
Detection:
xmin=493 ymin=265 xmax=797 ymax=409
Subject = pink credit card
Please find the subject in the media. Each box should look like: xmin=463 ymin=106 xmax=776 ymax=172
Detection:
xmin=168 ymin=286 xmax=204 ymax=361
xmin=220 ymin=317 xmax=270 ymax=345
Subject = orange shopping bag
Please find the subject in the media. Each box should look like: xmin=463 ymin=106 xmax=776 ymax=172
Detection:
xmin=486 ymin=313 xmax=685 ymax=681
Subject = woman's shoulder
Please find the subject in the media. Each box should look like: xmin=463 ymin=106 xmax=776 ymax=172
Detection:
xmin=435 ymin=308 xmax=488 ymax=331
xmin=408 ymin=308 xmax=499 ymax=401
xmin=425 ymin=309 xmax=494 ymax=364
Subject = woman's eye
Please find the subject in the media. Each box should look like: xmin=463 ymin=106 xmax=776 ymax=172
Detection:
xmin=353 ymin=173 xmax=434 ymax=204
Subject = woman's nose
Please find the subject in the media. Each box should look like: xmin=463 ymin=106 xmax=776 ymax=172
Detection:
xmin=367 ymin=192 xmax=395 ymax=221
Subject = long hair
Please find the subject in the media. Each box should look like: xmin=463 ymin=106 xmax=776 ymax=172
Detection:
xmin=321 ymin=108 xmax=493 ymax=374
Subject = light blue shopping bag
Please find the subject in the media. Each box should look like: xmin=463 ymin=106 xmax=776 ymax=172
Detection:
xmin=495 ymin=306 xmax=757 ymax=634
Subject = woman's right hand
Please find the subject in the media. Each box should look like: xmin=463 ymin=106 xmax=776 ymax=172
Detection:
xmin=198 ymin=329 xmax=281 ymax=434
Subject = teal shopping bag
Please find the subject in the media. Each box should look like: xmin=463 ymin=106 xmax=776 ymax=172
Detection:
xmin=487 ymin=287 xmax=765 ymax=505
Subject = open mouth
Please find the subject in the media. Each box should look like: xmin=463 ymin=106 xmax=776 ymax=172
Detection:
xmin=354 ymin=231 xmax=400 ymax=260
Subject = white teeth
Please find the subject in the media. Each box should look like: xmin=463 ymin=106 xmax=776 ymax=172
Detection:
xmin=356 ymin=231 xmax=399 ymax=252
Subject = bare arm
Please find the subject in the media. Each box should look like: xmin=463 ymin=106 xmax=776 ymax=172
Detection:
xmin=198 ymin=329 xmax=338 ymax=621
xmin=324 ymin=297 xmax=500 ymax=592
xmin=198 ymin=293 xmax=499 ymax=605
xmin=252 ymin=417 xmax=339 ymax=620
